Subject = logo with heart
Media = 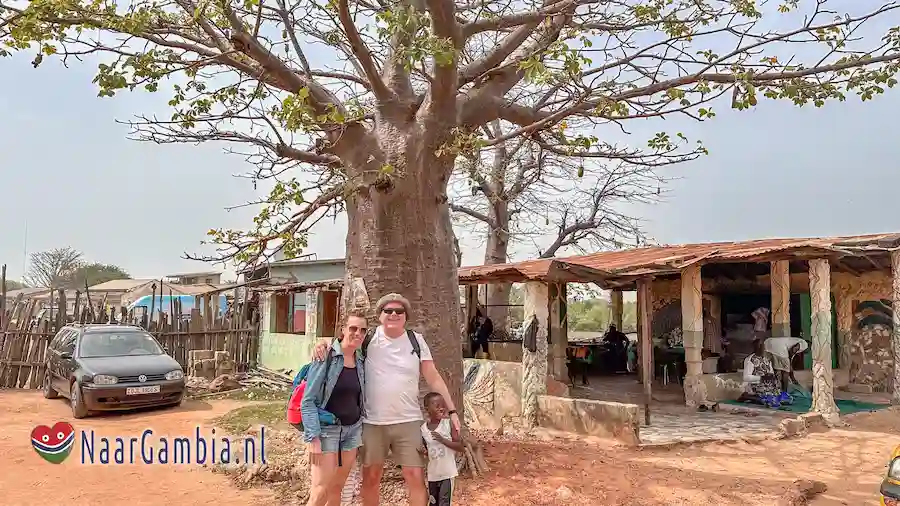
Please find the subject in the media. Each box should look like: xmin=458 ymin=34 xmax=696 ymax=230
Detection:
xmin=31 ymin=422 xmax=75 ymax=464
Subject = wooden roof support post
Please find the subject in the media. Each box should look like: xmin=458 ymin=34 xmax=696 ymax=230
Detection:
xmin=611 ymin=289 xmax=624 ymax=330
xmin=891 ymin=251 xmax=900 ymax=405
xmin=771 ymin=260 xmax=791 ymax=338
xmin=681 ymin=264 xmax=707 ymax=407
xmin=637 ymin=278 xmax=652 ymax=426
xmin=463 ymin=285 xmax=477 ymax=358
xmin=0 ymin=264 xmax=6 ymax=330
xmin=809 ymin=259 xmax=839 ymax=423
xmin=305 ymin=288 xmax=320 ymax=338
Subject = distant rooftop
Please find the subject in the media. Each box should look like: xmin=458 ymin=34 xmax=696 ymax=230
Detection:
xmin=166 ymin=271 xmax=222 ymax=278
xmin=88 ymin=279 xmax=154 ymax=291
xmin=240 ymin=256 xmax=346 ymax=274
xmin=4 ymin=287 xmax=49 ymax=298
xmin=271 ymin=257 xmax=345 ymax=267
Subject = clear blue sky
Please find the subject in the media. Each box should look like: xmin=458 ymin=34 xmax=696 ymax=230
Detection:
xmin=2 ymin=30 xmax=899 ymax=282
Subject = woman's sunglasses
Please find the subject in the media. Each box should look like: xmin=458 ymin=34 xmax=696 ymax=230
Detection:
xmin=382 ymin=308 xmax=406 ymax=315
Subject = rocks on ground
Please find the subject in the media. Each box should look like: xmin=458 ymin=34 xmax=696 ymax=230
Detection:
xmin=209 ymin=425 xmax=411 ymax=505
xmin=778 ymin=412 xmax=831 ymax=438
xmin=780 ymin=479 xmax=827 ymax=505
xmin=188 ymin=350 xmax=237 ymax=379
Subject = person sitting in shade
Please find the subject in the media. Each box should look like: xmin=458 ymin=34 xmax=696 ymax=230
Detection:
xmin=602 ymin=324 xmax=629 ymax=373
xmin=741 ymin=339 xmax=783 ymax=408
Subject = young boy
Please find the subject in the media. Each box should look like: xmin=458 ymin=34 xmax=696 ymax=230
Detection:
xmin=419 ymin=392 xmax=464 ymax=506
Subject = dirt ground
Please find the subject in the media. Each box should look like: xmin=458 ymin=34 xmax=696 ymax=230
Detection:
xmin=456 ymin=419 xmax=898 ymax=506
xmin=0 ymin=390 xmax=275 ymax=506
xmin=1 ymin=389 xmax=897 ymax=506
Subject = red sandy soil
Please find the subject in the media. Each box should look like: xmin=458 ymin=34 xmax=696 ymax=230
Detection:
xmin=2 ymin=389 xmax=897 ymax=506
xmin=453 ymin=408 xmax=900 ymax=506
xmin=0 ymin=390 xmax=274 ymax=506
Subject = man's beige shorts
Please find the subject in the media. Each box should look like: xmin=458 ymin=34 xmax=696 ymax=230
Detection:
xmin=361 ymin=421 xmax=425 ymax=468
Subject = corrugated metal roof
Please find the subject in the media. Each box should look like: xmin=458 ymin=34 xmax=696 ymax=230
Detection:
xmin=253 ymin=278 xmax=344 ymax=292
xmin=458 ymin=232 xmax=900 ymax=285
xmin=4 ymin=287 xmax=50 ymax=298
xmin=89 ymin=279 xmax=155 ymax=291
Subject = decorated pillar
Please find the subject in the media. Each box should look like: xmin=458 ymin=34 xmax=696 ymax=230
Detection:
xmin=834 ymin=292 xmax=852 ymax=374
xmin=771 ymin=260 xmax=791 ymax=337
xmin=611 ymin=290 xmax=624 ymax=330
xmin=681 ymin=265 xmax=707 ymax=407
xmin=892 ymin=251 xmax=900 ymax=404
xmin=521 ymin=281 xmax=549 ymax=428
xmin=548 ymin=282 xmax=568 ymax=382
xmin=809 ymin=259 xmax=839 ymax=421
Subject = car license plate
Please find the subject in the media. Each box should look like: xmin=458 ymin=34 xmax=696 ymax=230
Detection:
xmin=126 ymin=385 xmax=161 ymax=395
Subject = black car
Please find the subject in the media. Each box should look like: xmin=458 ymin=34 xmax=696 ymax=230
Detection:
xmin=43 ymin=324 xmax=186 ymax=418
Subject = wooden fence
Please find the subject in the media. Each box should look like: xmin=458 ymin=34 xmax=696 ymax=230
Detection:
xmin=0 ymin=287 xmax=259 ymax=390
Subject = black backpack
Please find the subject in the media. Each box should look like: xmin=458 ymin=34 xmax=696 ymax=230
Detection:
xmin=361 ymin=328 xmax=421 ymax=360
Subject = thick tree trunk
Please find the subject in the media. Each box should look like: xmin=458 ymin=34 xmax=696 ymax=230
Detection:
xmin=483 ymin=198 xmax=511 ymax=333
xmin=343 ymin=145 xmax=464 ymax=417
xmin=337 ymin=138 xmax=477 ymax=503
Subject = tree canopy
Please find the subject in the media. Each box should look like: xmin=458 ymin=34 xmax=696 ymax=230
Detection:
xmin=24 ymin=247 xmax=83 ymax=288
xmin=64 ymin=263 xmax=132 ymax=289
xmin=23 ymin=248 xmax=130 ymax=289
xmin=2 ymin=279 xmax=27 ymax=291
xmin=2 ymin=0 xmax=898 ymax=265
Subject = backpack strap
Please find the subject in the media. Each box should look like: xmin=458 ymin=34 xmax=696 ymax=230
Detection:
xmin=407 ymin=329 xmax=421 ymax=359
xmin=360 ymin=328 xmax=376 ymax=360
xmin=360 ymin=328 xmax=421 ymax=359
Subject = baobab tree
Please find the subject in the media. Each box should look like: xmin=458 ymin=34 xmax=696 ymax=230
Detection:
xmin=449 ymin=118 xmax=674 ymax=326
xmin=3 ymin=0 xmax=899 ymax=437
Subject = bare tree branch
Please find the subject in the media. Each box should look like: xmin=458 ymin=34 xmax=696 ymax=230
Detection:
xmin=337 ymin=0 xmax=393 ymax=102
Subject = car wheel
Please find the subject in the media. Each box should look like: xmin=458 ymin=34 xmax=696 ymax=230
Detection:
xmin=70 ymin=381 xmax=89 ymax=419
xmin=42 ymin=370 xmax=58 ymax=399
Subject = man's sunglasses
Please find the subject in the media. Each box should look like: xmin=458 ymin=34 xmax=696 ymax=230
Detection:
xmin=382 ymin=308 xmax=406 ymax=315
xmin=346 ymin=325 xmax=365 ymax=333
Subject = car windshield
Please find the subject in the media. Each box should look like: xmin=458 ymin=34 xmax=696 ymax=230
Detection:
xmin=78 ymin=331 xmax=164 ymax=358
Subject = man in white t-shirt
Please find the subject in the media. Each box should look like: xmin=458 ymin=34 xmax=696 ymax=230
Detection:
xmin=312 ymin=293 xmax=460 ymax=506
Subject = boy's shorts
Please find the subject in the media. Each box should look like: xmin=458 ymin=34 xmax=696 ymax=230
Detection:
xmin=428 ymin=478 xmax=454 ymax=506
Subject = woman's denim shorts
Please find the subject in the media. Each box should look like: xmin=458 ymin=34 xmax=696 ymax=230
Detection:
xmin=293 ymin=420 xmax=363 ymax=454
xmin=319 ymin=420 xmax=363 ymax=453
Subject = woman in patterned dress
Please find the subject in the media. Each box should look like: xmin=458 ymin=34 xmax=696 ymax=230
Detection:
xmin=741 ymin=339 xmax=782 ymax=407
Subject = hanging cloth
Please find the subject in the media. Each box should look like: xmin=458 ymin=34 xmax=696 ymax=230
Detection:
xmin=523 ymin=315 xmax=539 ymax=352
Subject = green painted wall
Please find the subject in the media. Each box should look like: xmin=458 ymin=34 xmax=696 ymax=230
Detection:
xmin=255 ymin=291 xmax=317 ymax=374
xmin=257 ymin=331 xmax=316 ymax=373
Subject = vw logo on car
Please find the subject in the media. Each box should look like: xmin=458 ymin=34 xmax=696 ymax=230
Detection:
xmin=138 ymin=375 xmax=147 ymax=383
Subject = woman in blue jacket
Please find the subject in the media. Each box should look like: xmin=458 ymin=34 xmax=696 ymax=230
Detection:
xmin=301 ymin=310 xmax=368 ymax=506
